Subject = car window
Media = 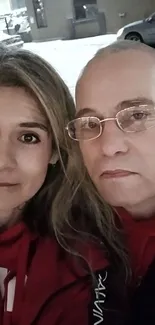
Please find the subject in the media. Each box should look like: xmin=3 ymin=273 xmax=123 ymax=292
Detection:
xmin=148 ymin=13 xmax=155 ymax=21
xmin=151 ymin=14 xmax=155 ymax=21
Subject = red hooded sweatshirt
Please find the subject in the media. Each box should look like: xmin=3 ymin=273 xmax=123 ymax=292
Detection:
xmin=1 ymin=210 xmax=155 ymax=325
xmin=117 ymin=208 xmax=155 ymax=283
xmin=0 ymin=221 xmax=129 ymax=325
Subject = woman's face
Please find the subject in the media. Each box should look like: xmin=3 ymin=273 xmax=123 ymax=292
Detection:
xmin=0 ymin=86 xmax=51 ymax=225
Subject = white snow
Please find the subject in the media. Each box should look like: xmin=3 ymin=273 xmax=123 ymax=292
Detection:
xmin=23 ymin=34 xmax=116 ymax=97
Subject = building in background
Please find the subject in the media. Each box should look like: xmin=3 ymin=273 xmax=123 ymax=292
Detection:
xmin=0 ymin=0 xmax=26 ymax=13
xmin=25 ymin=0 xmax=106 ymax=41
xmin=74 ymin=0 xmax=98 ymax=20
xmin=11 ymin=0 xmax=26 ymax=10
xmin=25 ymin=0 xmax=155 ymax=41
xmin=97 ymin=0 xmax=155 ymax=32
xmin=0 ymin=0 xmax=31 ymax=44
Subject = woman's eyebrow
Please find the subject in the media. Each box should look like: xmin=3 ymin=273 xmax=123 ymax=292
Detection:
xmin=19 ymin=122 xmax=48 ymax=132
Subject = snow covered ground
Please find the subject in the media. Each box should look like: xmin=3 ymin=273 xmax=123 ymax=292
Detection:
xmin=23 ymin=34 xmax=116 ymax=97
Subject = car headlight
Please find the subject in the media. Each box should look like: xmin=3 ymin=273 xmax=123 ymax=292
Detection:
xmin=117 ymin=28 xmax=124 ymax=37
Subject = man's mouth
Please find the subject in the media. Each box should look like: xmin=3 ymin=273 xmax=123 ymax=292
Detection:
xmin=101 ymin=170 xmax=136 ymax=179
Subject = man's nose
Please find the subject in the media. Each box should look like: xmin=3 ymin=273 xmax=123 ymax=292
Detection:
xmin=99 ymin=119 xmax=129 ymax=157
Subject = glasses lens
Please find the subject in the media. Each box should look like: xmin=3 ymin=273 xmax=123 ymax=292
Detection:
xmin=67 ymin=117 xmax=101 ymax=140
xmin=117 ymin=104 xmax=155 ymax=132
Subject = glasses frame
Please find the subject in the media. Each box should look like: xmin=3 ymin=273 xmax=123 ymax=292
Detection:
xmin=66 ymin=106 xmax=155 ymax=141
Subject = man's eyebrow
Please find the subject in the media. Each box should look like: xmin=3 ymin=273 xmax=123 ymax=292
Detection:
xmin=75 ymin=97 xmax=153 ymax=119
xmin=75 ymin=108 xmax=97 ymax=118
xmin=19 ymin=122 xmax=48 ymax=132
xmin=116 ymin=97 xmax=154 ymax=111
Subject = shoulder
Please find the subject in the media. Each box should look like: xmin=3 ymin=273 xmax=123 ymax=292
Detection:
xmin=27 ymin=236 xmax=128 ymax=325
xmin=34 ymin=235 xmax=109 ymax=278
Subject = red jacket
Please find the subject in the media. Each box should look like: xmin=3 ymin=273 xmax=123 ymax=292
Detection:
xmin=1 ymin=210 xmax=155 ymax=325
xmin=0 ymin=222 xmax=128 ymax=325
xmin=119 ymin=210 xmax=155 ymax=325
xmin=118 ymin=208 xmax=155 ymax=282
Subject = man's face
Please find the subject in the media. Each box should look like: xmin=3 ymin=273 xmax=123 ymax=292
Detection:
xmin=76 ymin=49 xmax=155 ymax=216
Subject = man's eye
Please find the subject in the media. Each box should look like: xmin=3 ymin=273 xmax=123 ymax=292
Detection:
xmin=81 ymin=119 xmax=98 ymax=129
xmin=88 ymin=121 xmax=98 ymax=129
xmin=132 ymin=111 xmax=148 ymax=120
xmin=19 ymin=134 xmax=40 ymax=144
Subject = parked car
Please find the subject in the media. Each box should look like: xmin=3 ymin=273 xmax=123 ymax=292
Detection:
xmin=117 ymin=12 xmax=155 ymax=44
xmin=0 ymin=31 xmax=24 ymax=48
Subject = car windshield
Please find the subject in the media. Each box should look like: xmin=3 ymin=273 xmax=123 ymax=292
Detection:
xmin=147 ymin=13 xmax=155 ymax=21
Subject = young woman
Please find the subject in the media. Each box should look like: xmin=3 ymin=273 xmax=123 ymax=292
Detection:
xmin=0 ymin=43 xmax=131 ymax=325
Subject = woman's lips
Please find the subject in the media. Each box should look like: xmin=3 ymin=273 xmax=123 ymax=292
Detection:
xmin=0 ymin=183 xmax=19 ymax=187
xmin=101 ymin=170 xmax=136 ymax=179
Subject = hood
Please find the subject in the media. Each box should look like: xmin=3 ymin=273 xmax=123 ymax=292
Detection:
xmin=0 ymin=221 xmax=109 ymax=325
xmin=124 ymin=20 xmax=143 ymax=29
xmin=0 ymin=222 xmax=37 ymax=325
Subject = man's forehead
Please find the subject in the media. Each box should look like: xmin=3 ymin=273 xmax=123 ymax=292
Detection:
xmin=89 ymin=48 xmax=153 ymax=74
xmin=76 ymin=50 xmax=155 ymax=99
xmin=76 ymin=49 xmax=155 ymax=112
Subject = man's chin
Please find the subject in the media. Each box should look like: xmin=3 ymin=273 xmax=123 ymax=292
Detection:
xmin=99 ymin=190 xmax=139 ymax=208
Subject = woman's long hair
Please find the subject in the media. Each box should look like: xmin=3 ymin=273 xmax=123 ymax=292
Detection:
xmin=0 ymin=45 xmax=129 ymax=277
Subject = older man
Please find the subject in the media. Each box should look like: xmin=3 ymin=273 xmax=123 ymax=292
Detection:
xmin=67 ymin=40 xmax=155 ymax=324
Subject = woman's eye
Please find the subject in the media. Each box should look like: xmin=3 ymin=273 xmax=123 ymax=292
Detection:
xmin=19 ymin=134 xmax=40 ymax=144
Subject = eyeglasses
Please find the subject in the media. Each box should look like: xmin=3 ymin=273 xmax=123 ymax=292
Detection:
xmin=66 ymin=104 xmax=155 ymax=141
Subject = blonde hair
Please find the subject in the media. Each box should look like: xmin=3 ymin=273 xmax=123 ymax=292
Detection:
xmin=0 ymin=45 xmax=128 ymax=277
